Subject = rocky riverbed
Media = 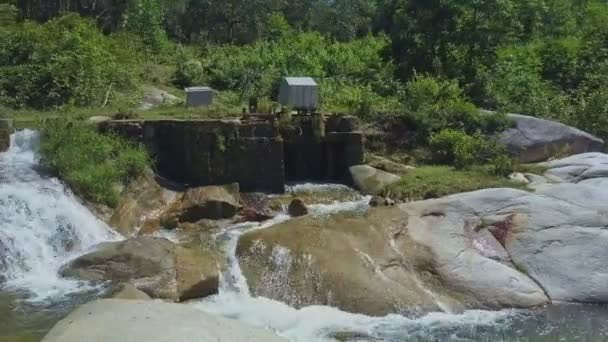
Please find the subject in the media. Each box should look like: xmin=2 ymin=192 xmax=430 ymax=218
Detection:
xmin=3 ymin=128 xmax=608 ymax=341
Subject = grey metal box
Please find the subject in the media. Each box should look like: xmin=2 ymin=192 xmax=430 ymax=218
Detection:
xmin=278 ymin=77 xmax=318 ymax=110
xmin=186 ymin=86 xmax=213 ymax=107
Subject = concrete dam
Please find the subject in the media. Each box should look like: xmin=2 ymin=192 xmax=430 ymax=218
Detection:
xmin=100 ymin=115 xmax=364 ymax=193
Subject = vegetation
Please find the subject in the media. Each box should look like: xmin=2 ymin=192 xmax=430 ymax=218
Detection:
xmin=39 ymin=120 xmax=151 ymax=207
xmin=0 ymin=14 xmax=137 ymax=109
xmin=2 ymin=0 xmax=607 ymax=201
xmin=386 ymin=166 xmax=525 ymax=202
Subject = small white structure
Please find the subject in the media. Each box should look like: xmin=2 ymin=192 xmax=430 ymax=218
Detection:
xmin=278 ymin=77 xmax=318 ymax=111
xmin=185 ymin=86 xmax=213 ymax=107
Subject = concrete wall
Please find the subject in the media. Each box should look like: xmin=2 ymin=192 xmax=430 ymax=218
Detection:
xmin=100 ymin=116 xmax=363 ymax=193
xmin=0 ymin=119 xmax=13 ymax=152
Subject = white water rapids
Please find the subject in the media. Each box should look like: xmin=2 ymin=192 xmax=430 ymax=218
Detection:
xmin=0 ymin=130 xmax=519 ymax=341
xmin=0 ymin=130 xmax=119 ymax=301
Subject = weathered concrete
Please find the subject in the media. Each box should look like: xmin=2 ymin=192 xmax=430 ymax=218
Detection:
xmin=42 ymin=299 xmax=287 ymax=342
xmin=100 ymin=116 xmax=364 ymax=192
xmin=0 ymin=119 xmax=13 ymax=152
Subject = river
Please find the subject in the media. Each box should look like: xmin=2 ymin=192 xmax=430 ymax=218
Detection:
xmin=1 ymin=130 xmax=608 ymax=341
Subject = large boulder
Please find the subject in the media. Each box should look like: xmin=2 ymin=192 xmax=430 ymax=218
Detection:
xmin=0 ymin=119 xmax=13 ymax=152
xmin=161 ymin=183 xmax=240 ymax=226
xmin=239 ymin=159 xmax=608 ymax=315
xmin=139 ymin=86 xmax=181 ymax=111
xmin=110 ymin=171 xmax=176 ymax=236
xmin=61 ymin=237 xmax=219 ymax=302
xmin=42 ymin=299 xmax=287 ymax=342
xmin=238 ymin=193 xmax=277 ymax=222
xmin=349 ymin=165 xmax=401 ymax=195
xmin=237 ymin=207 xmax=548 ymax=317
xmin=499 ymin=113 xmax=604 ymax=163
xmin=365 ymin=154 xmax=415 ymax=174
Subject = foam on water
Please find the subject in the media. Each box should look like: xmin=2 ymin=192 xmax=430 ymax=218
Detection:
xmin=194 ymin=196 xmax=518 ymax=341
xmin=285 ymin=182 xmax=357 ymax=194
xmin=0 ymin=130 xmax=120 ymax=301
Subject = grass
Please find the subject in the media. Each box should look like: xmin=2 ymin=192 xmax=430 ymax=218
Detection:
xmin=1 ymin=88 xmax=248 ymax=128
xmin=386 ymin=165 xmax=527 ymax=201
xmin=39 ymin=119 xmax=151 ymax=207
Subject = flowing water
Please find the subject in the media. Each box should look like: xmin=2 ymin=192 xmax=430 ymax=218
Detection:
xmin=1 ymin=130 xmax=608 ymax=341
xmin=0 ymin=130 xmax=120 ymax=341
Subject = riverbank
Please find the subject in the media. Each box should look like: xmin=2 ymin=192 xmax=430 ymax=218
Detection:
xmin=3 ymin=127 xmax=608 ymax=341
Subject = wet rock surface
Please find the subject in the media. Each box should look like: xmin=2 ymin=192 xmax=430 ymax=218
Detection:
xmin=238 ymin=206 xmax=548 ymax=317
xmin=60 ymin=236 xmax=219 ymax=302
xmin=238 ymin=152 xmax=608 ymax=316
xmin=287 ymin=198 xmax=308 ymax=217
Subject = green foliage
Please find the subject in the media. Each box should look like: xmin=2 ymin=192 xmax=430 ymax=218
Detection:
xmin=482 ymin=43 xmax=573 ymax=118
xmin=39 ymin=120 xmax=151 ymax=207
xmin=319 ymin=80 xmax=401 ymax=118
xmin=125 ymin=0 xmax=169 ymax=59
xmin=429 ymin=129 xmax=519 ymax=172
xmin=429 ymin=130 xmax=482 ymax=169
xmin=386 ymin=166 xmax=524 ymax=201
xmin=173 ymin=48 xmax=204 ymax=88
xmin=197 ymin=31 xmax=395 ymax=112
xmin=0 ymin=14 xmax=136 ymax=109
xmin=489 ymin=152 xmax=519 ymax=177
xmin=574 ymin=87 xmax=608 ymax=142
xmin=404 ymin=75 xmax=510 ymax=141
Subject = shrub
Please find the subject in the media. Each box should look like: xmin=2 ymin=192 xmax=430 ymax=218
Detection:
xmin=174 ymin=50 xmax=204 ymax=88
xmin=319 ymin=80 xmax=401 ymax=118
xmin=0 ymin=14 xmax=137 ymax=109
xmin=429 ymin=129 xmax=486 ymax=169
xmin=489 ymin=150 xmax=519 ymax=177
xmin=39 ymin=120 xmax=151 ymax=207
xmin=429 ymin=129 xmax=518 ymax=171
xmin=403 ymin=75 xmax=510 ymax=142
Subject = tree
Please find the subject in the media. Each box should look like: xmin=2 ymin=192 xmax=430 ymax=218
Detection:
xmin=125 ymin=0 xmax=168 ymax=59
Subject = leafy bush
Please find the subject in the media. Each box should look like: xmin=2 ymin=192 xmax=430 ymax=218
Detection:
xmin=174 ymin=49 xmax=204 ymax=88
xmin=429 ymin=129 xmax=518 ymax=172
xmin=404 ymin=75 xmax=510 ymax=142
xmin=319 ymin=80 xmax=401 ymax=118
xmin=429 ymin=130 xmax=486 ymax=169
xmin=39 ymin=120 xmax=151 ymax=207
xmin=0 ymin=14 xmax=137 ymax=109
xmin=489 ymin=152 xmax=519 ymax=177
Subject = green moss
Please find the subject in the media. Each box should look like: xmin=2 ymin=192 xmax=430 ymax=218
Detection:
xmin=386 ymin=166 xmax=526 ymax=201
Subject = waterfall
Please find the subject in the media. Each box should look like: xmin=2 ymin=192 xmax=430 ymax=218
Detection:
xmin=0 ymin=130 xmax=120 ymax=301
